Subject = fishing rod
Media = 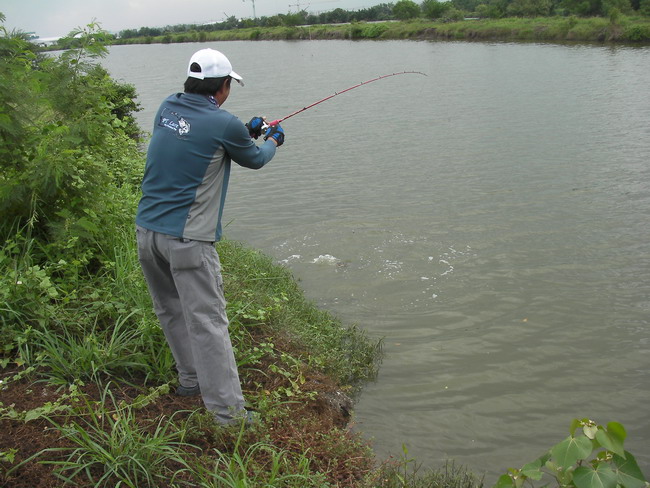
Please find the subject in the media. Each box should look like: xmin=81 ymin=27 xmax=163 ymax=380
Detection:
xmin=264 ymin=71 xmax=427 ymax=128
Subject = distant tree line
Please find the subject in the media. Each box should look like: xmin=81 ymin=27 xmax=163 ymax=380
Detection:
xmin=115 ymin=0 xmax=650 ymax=40
xmin=116 ymin=4 xmax=393 ymax=40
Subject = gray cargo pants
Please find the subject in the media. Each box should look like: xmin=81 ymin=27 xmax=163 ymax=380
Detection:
xmin=136 ymin=225 xmax=245 ymax=423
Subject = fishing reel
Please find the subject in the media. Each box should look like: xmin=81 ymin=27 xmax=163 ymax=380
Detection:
xmin=260 ymin=119 xmax=280 ymax=132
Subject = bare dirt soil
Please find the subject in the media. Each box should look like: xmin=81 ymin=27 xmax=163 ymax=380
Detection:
xmin=0 ymin=361 xmax=374 ymax=487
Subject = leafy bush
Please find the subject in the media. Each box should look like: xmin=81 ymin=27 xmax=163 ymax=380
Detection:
xmin=423 ymin=0 xmax=454 ymax=19
xmin=349 ymin=22 xmax=391 ymax=38
xmin=362 ymin=22 xmax=391 ymax=37
xmin=623 ymin=23 xmax=650 ymax=39
xmin=0 ymin=19 xmax=150 ymax=384
xmin=1 ymin=20 xmax=142 ymax=301
xmin=494 ymin=419 xmax=648 ymax=488
xmin=394 ymin=0 xmax=422 ymax=19
xmin=444 ymin=8 xmax=468 ymax=21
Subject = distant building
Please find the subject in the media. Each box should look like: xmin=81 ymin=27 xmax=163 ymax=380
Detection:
xmin=30 ymin=36 xmax=61 ymax=47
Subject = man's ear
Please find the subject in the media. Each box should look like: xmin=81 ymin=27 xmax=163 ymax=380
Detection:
xmin=215 ymin=77 xmax=232 ymax=104
xmin=219 ymin=77 xmax=232 ymax=94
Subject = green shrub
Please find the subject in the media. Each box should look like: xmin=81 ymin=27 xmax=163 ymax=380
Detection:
xmin=623 ymin=23 xmax=650 ymax=40
xmin=444 ymin=8 xmax=467 ymax=21
xmin=393 ymin=0 xmax=422 ymax=20
xmin=362 ymin=22 xmax=390 ymax=37
xmin=423 ymin=0 xmax=453 ymax=19
xmin=0 ymin=20 xmax=146 ymax=362
xmin=0 ymin=23 xmax=142 ymax=252
xmin=494 ymin=419 xmax=648 ymax=488
xmin=641 ymin=0 xmax=650 ymax=15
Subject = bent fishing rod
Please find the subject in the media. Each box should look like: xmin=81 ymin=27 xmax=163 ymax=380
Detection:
xmin=263 ymin=71 xmax=427 ymax=128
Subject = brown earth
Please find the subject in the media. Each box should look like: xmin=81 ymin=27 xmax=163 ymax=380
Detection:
xmin=0 ymin=356 xmax=375 ymax=487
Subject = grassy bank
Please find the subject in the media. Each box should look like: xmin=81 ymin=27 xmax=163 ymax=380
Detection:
xmin=109 ymin=16 xmax=650 ymax=45
xmin=0 ymin=234 xmax=384 ymax=487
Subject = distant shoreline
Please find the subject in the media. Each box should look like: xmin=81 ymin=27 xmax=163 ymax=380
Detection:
xmin=100 ymin=17 xmax=650 ymax=46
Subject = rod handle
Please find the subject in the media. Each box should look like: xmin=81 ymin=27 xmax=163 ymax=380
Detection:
xmin=260 ymin=119 xmax=281 ymax=134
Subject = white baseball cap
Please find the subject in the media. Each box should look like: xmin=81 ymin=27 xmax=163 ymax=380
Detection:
xmin=187 ymin=48 xmax=244 ymax=86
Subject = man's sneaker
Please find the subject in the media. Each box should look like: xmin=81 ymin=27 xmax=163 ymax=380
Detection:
xmin=241 ymin=410 xmax=260 ymax=425
xmin=175 ymin=384 xmax=200 ymax=397
xmin=215 ymin=409 xmax=260 ymax=426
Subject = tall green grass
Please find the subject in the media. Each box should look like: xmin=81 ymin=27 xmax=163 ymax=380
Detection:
xmin=36 ymin=384 xmax=193 ymax=487
xmin=24 ymin=313 xmax=147 ymax=385
xmin=189 ymin=424 xmax=331 ymax=487
xmin=373 ymin=459 xmax=485 ymax=488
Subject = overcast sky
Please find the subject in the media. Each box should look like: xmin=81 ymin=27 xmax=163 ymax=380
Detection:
xmin=1 ymin=0 xmax=383 ymax=38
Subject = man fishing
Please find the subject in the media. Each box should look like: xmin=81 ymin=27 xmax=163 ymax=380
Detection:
xmin=135 ymin=48 xmax=284 ymax=425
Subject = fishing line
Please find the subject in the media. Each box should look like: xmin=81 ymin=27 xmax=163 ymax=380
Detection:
xmin=264 ymin=71 xmax=427 ymax=127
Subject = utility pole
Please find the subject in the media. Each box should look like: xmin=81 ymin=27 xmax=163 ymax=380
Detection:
xmin=289 ymin=0 xmax=338 ymax=13
xmin=242 ymin=0 xmax=257 ymax=19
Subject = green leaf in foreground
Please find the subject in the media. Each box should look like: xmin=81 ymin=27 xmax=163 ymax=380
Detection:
xmin=520 ymin=453 xmax=550 ymax=481
xmin=494 ymin=420 xmax=647 ymax=488
xmin=594 ymin=422 xmax=626 ymax=457
xmin=550 ymin=435 xmax=593 ymax=470
xmin=573 ymin=464 xmax=618 ymax=488
xmin=613 ymin=451 xmax=648 ymax=488
xmin=494 ymin=473 xmax=515 ymax=488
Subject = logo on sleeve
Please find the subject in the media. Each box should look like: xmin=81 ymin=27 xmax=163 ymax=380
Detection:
xmin=158 ymin=108 xmax=191 ymax=137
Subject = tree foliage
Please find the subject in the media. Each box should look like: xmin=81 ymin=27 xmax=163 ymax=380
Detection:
xmin=642 ymin=0 xmax=650 ymax=13
xmin=393 ymin=0 xmax=423 ymax=18
xmin=422 ymin=0 xmax=454 ymax=18
xmin=507 ymin=0 xmax=554 ymax=16
xmin=0 ymin=17 xmax=144 ymax=332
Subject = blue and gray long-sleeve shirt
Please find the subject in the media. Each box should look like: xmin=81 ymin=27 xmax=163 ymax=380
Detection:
xmin=136 ymin=93 xmax=276 ymax=242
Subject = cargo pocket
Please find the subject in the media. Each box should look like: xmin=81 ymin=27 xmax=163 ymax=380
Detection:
xmin=170 ymin=241 xmax=204 ymax=271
